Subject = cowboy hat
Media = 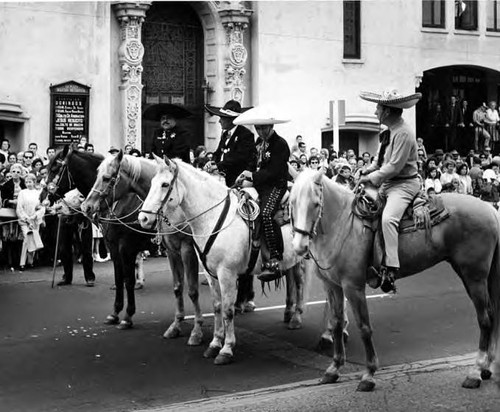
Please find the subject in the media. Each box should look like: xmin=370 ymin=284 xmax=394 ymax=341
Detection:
xmin=205 ymin=100 xmax=252 ymax=118
xmin=360 ymin=88 xmax=422 ymax=109
xmin=143 ymin=103 xmax=192 ymax=121
xmin=233 ymin=105 xmax=291 ymax=126
xmin=108 ymin=146 xmax=120 ymax=154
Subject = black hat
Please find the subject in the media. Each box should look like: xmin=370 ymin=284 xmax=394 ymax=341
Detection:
xmin=205 ymin=100 xmax=252 ymax=118
xmin=143 ymin=103 xmax=192 ymax=121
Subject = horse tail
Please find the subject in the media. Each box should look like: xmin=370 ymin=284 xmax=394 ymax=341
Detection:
xmin=489 ymin=216 xmax=500 ymax=383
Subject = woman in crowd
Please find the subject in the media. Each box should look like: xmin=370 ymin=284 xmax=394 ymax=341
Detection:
xmin=440 ymin=160 xmax=459 ymax=185
xmin=424 ymin=167 xmax=442 ymax=194
xmin=16 ymin=173 xmax=45 ymax=270
xmin=456 ymin=163 xmax=473 ymax=195
xmin=31 ymin=158 xmax=43 ymax=177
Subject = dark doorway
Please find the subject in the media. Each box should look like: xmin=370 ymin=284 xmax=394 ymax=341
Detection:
xmin=141 ymin=1 xmax=204 ymax=153
xmin=416 ymin=65 xmax=500 ymax=155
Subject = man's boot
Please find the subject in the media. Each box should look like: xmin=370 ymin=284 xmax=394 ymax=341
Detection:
xmin=381 ymin=266 xmax=398 ymax=293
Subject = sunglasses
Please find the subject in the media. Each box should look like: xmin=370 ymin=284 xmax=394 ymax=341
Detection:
xmin=24 ymin=156 xmax=33 ymax=159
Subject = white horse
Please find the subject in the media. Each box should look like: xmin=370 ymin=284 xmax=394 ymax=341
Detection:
xmin=138 ymin=156 xmax=314 ymax=365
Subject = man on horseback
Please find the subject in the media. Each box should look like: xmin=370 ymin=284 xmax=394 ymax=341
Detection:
xmin=233 ymin=106 xmax=291 ymax=282
xmin=358 ymin=89 xmax=422 ymax=293
xmin=205 ymin=100 xmax=257 ymax=187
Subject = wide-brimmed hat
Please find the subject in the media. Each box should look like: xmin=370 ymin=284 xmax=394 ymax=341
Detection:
xmin=360 ymin=88 xmax=422 ymax=109
xmin=109 ymin=146 xmax=119 ymax=154
xmin=205 ymin=100 xmax=252 ymax=118
xmin=233 ymin=105 xmax=291 ymax=126
xmin=143 ymin=103 xmax=192 ymax=121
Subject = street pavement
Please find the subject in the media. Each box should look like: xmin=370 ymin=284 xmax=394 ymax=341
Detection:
xmin=0 ymin=257 xmax=498 ymax=411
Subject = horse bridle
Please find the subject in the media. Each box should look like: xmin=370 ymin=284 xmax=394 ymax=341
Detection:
xmin=90 ymin=163 xmax=122 ymax=204
xmin=140 ymin=162 xmax=179 ymax=222
xmin=291 ymin=181 xmax=324 ymax=239
xmin=47 ymin=158 xmax=74 ymax=196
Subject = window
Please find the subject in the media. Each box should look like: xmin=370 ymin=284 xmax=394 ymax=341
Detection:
xmin=422 ymin=0 xmax=445 ymax=28
xmin=343 ymin=1 xmax=361 ymax=59
xmin=455 ymin=0 xmax=478 ymax=30
xmin=487 ymin=0 xmax=500 ymax=31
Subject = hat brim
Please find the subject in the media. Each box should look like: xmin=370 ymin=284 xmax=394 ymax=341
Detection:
xmin=143 ymin=104 xmax=192 ymax=121
xmin=233 ymin=106 xmax=291 ymax=126
xmin=204 ymin=104 xmax=252 ymax=118
xmin=360 ymin=91 xmax=422 ymax=109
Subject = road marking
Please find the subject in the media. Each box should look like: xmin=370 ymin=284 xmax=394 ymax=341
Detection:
xmin=184 ymin=293 xmax=389 ymax=320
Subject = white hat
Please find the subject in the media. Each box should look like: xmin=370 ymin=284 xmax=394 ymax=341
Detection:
xmin=360 ymin=88 xmax=422 ymax=109
xmin=233 ymin=105 xmax=290 ymax=126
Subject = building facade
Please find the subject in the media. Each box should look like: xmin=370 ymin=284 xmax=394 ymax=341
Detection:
xmin=0 ymin=0 xmax=499 ymax=156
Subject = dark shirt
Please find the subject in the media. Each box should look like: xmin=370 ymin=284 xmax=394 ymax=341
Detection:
xmin=1 ymin=178 xmax=26 ymax=207
xmin=213 ymin=125 xmax=257 ymax=186
xmin=151 ymin=126 xmax=191 ymax=163
xmin=253 ymin=131 xmax=290 ymax=191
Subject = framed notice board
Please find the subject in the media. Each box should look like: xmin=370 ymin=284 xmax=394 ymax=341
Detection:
xmin=50 ymin=81 xmax=90 ymax=146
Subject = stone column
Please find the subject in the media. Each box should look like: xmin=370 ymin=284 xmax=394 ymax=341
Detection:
xmin=113 ymin=2 xmax=151 ymax=148
xmin=219 ymin=5 xmax=253 ymax=103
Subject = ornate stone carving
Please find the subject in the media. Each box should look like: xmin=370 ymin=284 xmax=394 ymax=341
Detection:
xmin=113 ymin=2 xmax=151 ymax=147
xmin=219 ymin=5 xmax=252 ymax=103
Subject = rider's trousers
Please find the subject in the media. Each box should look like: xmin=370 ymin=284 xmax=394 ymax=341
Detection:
xmin=380 ymin=178 xmax=421 ymax=268
xmin=260 ymin=184 xmax=287 ymax=261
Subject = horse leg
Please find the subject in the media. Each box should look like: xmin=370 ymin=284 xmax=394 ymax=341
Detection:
xmin=214 ymin=271 xmax=238 ymax=365
xmin=342 ymin=286 xmax=378 ymax=392
xmin=289 ymin=262 xmax=304 ymax=330
xmin=459 ymin=276 xmax=493 ymax=388
xmin=203 ymin=279 xmax=224 ymax=359
xmin=118 ymin=249 xmax=137 ymax=330
xmin=320 ymin=283 xmax=346 ymax=384
xmin=105 ymin=259 xmax=122 ymax=325
xmin=164 ymin=244 xmax=185 ymax=339
xmin=135 ymin=252 xmax=145 ymax=289
xmin=284 ymin=268 xmax=295 ymax=324
xmin=182 ymin=240 xmax=203 ymax=346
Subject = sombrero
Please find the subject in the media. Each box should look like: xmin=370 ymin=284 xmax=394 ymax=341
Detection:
xmin=143 ymin=103 xmax=192 ymax=121
xmin=205 ymin=100 xmax=252 ymax=118
xmin=233 ymin=105 xmax=290 ymax=126
xmin=360 ymin=89 xmax=422 ymax=109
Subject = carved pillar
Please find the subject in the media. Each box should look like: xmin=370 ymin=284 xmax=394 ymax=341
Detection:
xmin=219 ymin=6 xmax=253 ymax=103
xmin=113 ymin=2 xmax=151 ymax=148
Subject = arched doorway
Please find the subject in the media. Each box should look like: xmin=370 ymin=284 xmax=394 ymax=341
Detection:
xmin=416 ymin=65 xmax=500 ymax=155
xmin=141 ymin=1 xmax=204 ymax=154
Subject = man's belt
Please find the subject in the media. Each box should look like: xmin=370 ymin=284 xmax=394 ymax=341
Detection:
xmin=389 ymin=174 xmax=418 ymax=182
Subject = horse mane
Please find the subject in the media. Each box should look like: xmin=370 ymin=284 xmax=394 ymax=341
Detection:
xmin=173 ymin=158 xmax=227 ymax=187
xmin=97 ymin=154 xmax=156 ymax=184
xmin=297 ymin=168 xmax=354 ymax=198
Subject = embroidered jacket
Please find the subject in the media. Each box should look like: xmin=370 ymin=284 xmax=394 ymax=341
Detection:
xmin=253 ymin=131 xmax=290 ymax=191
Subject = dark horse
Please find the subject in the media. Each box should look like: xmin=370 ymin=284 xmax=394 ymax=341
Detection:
xmin=41 ymin=145 xmax=155 ymax=330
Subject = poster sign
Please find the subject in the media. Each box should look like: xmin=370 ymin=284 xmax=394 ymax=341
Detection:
xmin=50 ymin=81 xmax=90 ymax=145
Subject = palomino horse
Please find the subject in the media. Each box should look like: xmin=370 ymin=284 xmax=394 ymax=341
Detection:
xmin=289 ymin=169 xmax=500 ymax=391
xmin=137 ymin=156 xmax=313 ymax=365
xmin=82 ymin=152 xmax=204 ymax=344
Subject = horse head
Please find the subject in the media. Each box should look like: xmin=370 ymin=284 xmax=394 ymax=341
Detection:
xmin=82 ymin=150 xmax=124 ymax=216
xmin=40 ymin=144 xmax=74 ymax=205
xmin=289 ymin=169 xmax=324 ymax=256
xmin=138 ymin=155 xmax=181 ymax=229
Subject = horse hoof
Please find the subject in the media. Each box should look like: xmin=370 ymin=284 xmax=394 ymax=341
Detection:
xmin=203 ymin=346 xmax=220 ymax=359
xmin=462 ymin=377 xmax=481 ymax=389
xmin=481 ymin=369 xmax=492 ymax=380
xmin=214 ymin=353 xmax=234 ymax=365
xmin=244 ymin=301 xmax=256 ymax=312
xmin=287 ymin=317 xmax=302 ymax=330
xmin=187 ymin=334 xmax=203 ymax=346
xmin=320 ymin=372 xmax=339 ymax=384
xmin=357 ymin=380 xmax=375 ymax=392
xmin=104 ymin=315 xmax=119 ymax=325
xmin=164 ymin=326 xmax=181 ymax=339
xmin=117 ymin=320 xmax=133 ymax=330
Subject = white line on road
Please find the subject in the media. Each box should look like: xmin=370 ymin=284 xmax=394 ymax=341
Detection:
xmin=184 ymin=293 xmax=389 ymax=320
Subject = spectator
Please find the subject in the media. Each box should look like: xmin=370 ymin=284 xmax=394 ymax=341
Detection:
xmin=31 ymin=158 xmax=43 ymax=178
xmin=308 ymin=155 xmax=320 ymax=170
xmin=441 ymin=181 xmax=458 ymax=193
xmin=459 ymin=99 xmax=474 ymax=153
xmin=289 ymin=159 xmax=300 ymax=174
xmin=416 ymin=137 xmax=428 ymax=159
xmin=485 ymin=101 xmax=500 ymax=152
xmin=28 ymin=142 xmax=47 ymax=164
xmin=6 ymin=153 xmax=17 ymax=169
xmin=85 ymin=143 xmax=94 ymax=153
xmin=440 ymin=160 xmax=459 ymax=185
xmin=299 ymin=153 xmax=308 ymax=168
xmin=124 ymin=144 xmax=133 ymax=155
xmin=129 ymin=148 xmax=142 ymax=157
xmin=16 ymin=152 xmax=24 ymax=164
xmin=424 ymin=167 xmax=442 ymax=194
xmin=361 ymin=151 xmax=371 ymax=165
xmin=0 ymin=138 xmax=10 ymax=164
xmin=456 ymin=164 xmax=472 ymax=195
xmin=16 ymin=173 xmax=45 ymax=271
xmin=484 ymin=146 xmax=493 ymax=164
xmin=334 ymin=164 xmax=354 ymax=190
xmin=22 ymin=150 xmax=34 ymax=174
xmin=473 ymin=103 xmax=490 ymax=152
xmin=46 ymin=146 xmax=56 ymax=165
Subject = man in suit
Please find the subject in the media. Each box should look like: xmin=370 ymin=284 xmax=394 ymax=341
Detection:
xmin=445 ymin=95 xmax=463 ymax=152
xmin=205 ymin=100 xmax=257 ymax=187
xmin=234 ymin=106 xmax=291 ymax=282
xmin=150 ymin=104 xmax=192 ymax=164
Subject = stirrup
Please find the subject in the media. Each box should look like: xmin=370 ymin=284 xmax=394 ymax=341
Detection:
xmin=380 ymin=267 xmax=397 ymax=294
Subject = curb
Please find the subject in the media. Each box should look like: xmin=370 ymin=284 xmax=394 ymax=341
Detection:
xmin=134 ymin=352 xmax=477 ymax=412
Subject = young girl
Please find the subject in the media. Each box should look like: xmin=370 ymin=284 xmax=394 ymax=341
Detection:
xmin=456 ymin=164 xmax=472 ymax=195
xmin=424 ymin=167 xmax=442 ymax=194
xmin=16 ymin=173 xmax=45 ymax=270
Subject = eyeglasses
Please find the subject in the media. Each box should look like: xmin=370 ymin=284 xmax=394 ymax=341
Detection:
xmin=310 ymin=161 xmax=319 ymax=165
xmin=24 ymin=156 xmax=33 ymax=159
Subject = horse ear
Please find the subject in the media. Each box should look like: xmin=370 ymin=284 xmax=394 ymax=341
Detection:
xmin=117 ymin=150 xmax=124 ymax=162
xmin=313 ymin=171 xmax=323 ymax=185
xmin=152 ymin=153 xmax=163 ymax=165
xmin=62 ymin=144 xmax=70 ymax=158
xmin=163 ymin=155 xmax=171 ymax=166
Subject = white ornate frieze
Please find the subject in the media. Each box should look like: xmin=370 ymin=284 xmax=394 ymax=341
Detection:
xmin=113 ymin=2 xmax=151 ymax=147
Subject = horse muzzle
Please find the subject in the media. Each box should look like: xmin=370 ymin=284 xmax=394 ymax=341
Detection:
xmin=292 ymin=233 xmax=310 ymax=257
xmin=138 ymin=211 xmax=156 ymax=229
